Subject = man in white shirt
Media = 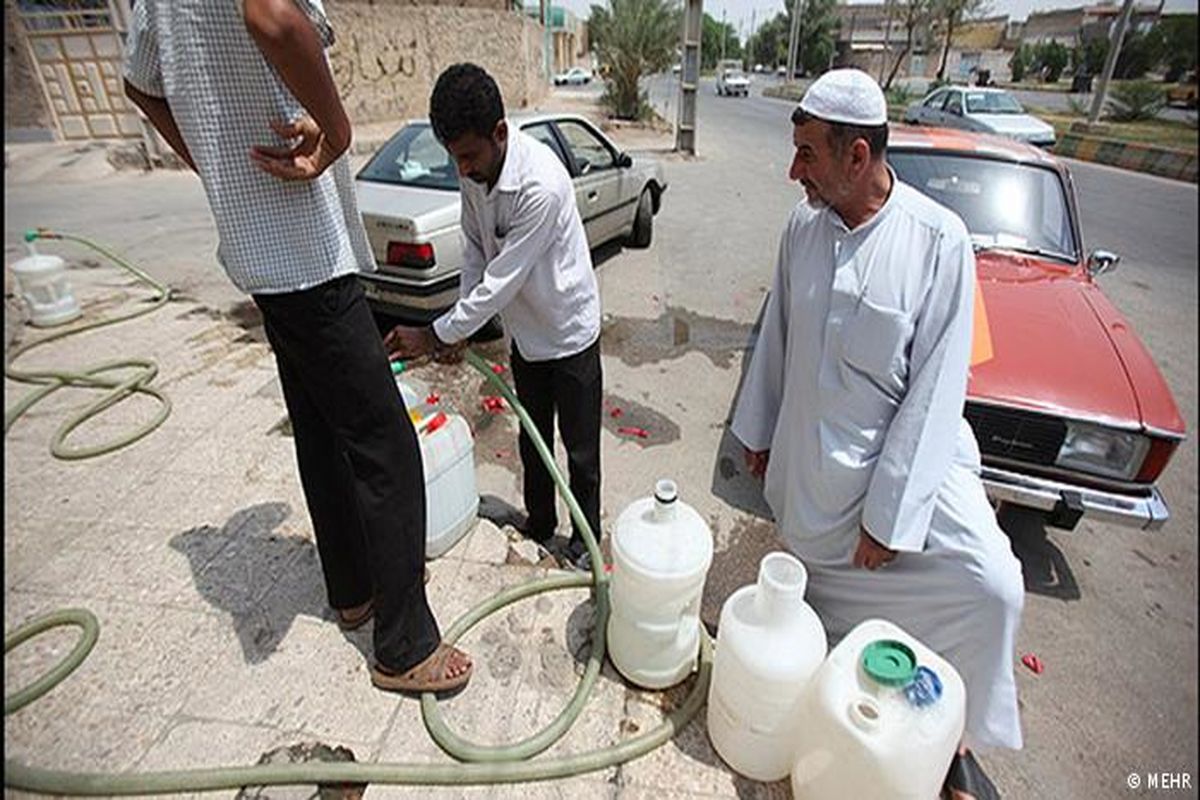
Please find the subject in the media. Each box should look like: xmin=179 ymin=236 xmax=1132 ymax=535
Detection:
xmin=730 ymin=69 xmax=1023 ymax=800
xmin=387 ymin=63 xmax=603 ymax=570
xmin=122 ymin=0 xmax=471 ymax=696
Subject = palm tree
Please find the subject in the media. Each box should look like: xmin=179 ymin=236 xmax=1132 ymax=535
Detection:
xmin=589 ymin=0 xmax=681 ymax=120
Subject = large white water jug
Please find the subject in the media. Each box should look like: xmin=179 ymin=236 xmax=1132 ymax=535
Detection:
xmin=706 ymin=552 xmax=827 ymax=781
xmin=607 ymin=479 xmax=713 ymax=689
xmin=396 ymin=378 xmax=478 ymax=558
xmin=10 ymin=253 xmax=82 ymax=327
xmin=791 ymin=618 xmax=966 ymax=800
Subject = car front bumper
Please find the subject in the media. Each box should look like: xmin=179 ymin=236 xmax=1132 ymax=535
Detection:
xmin=981 ymin=465 xmax=1170 ymax=531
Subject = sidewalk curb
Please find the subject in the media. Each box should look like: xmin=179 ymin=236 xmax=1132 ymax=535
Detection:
xmin=1053 ymin=132 xmax=1197 ymax=183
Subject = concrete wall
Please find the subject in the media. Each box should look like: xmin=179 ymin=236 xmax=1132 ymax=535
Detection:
xmin=4 ymin=0 xmax=54 ymax=138
xmin=326 ymin=2 xmax=548 ymax=125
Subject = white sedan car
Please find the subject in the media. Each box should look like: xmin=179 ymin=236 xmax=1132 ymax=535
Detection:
xmin=904 ymin=86 xmax=1057 ymax=148
xmin=354 ymin=113 xmax=668 ymax=320
xmin=553 ymin=67 xmax=593 ymax=86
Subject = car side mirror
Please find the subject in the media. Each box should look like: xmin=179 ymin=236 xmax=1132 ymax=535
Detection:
xmin=616 ymin=152 xmax=633 ymax=168
xmin=1087 ymin=249 xmax=1120 ymax=277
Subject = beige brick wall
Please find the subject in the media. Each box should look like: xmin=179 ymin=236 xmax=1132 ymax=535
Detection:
xmin=326 ymin=2 xmax=548 ymax=125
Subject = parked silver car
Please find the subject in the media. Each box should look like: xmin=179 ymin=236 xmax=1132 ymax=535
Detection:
xmin=904 ymin=86 xmax=1057 ymax=149
xmin=354 ymin=113 xmax=668 ymax=320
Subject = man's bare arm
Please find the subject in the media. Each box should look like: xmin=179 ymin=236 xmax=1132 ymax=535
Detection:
xmin=123 ymin=81 xmax=197 ymax=172
xmin=243 ymin=0 xmax=350 ymax=178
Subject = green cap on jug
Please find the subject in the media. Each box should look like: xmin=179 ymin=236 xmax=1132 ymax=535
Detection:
xmin=862 ymin=639 xmax=917 ymax=687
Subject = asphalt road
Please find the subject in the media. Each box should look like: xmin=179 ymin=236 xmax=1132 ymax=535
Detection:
xmin=640 ymin=72 xmax=1199 ymax=797
xmin=4 ymin=79 xmax=1197 ymax=797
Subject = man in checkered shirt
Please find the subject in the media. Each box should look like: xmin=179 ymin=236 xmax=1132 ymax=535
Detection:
xmin=123 ymin=0 xmax=472 ymax=695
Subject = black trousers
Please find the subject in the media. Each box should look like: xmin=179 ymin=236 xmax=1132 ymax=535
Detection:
xmin=509 ymin=339 xmax=602 ymax=545
xmin=253 ymin=275 xmax=439 ymax=674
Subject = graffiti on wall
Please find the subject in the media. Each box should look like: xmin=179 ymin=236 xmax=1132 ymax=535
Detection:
xmin=328 ymin=27 xmax=424 ymax=120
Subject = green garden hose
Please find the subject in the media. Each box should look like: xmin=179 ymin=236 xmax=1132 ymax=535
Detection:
xmin=4 ymin=323 xmax=715 ymax=794
xmin=4 ymin=229 xmax=172 ymax=459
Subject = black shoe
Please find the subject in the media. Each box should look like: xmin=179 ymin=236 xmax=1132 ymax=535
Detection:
xmin=943 ymin=750 xmax=1000 ymax=800
xmin=551 ymin=538 xmax=592 ymax=572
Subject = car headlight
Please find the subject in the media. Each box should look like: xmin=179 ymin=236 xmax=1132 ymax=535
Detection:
xmin=1055 ymin=421 xmax=1150 ymax=480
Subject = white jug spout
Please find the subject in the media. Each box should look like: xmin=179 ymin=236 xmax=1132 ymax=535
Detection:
xmin=753 ymin=552 xmax=807 ymax=623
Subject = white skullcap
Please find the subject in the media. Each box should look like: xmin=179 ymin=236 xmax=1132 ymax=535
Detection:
xmin=798 ymin=68 xmax=887 ymax=126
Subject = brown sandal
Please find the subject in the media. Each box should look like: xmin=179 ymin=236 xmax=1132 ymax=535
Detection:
xmin=336 ymin=599 xmax=374 ymax=631
xmin=370 ymin=642 xmax=473 ymax=696
xmin=334 ymin=570 xmax=431 ymax=631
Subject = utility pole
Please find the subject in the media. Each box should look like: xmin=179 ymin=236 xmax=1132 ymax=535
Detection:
xmin=749 ymin=7 xmax=757 ymax=65
xmin=786 ymin=0 xmax=803 ymax=80
xmin=721 ymin=8 xmax=727 ymax=61
xmin=1088 ymin=0 xmax=1136 ymax=124
xmin=677 ymin=0 xmax=703 ymax=154
xmin=540 ymin=0 xmax=552 ymax=79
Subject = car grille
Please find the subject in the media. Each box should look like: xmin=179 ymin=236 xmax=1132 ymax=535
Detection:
xmin=964 ymin=403 xmax=1066 ymax=466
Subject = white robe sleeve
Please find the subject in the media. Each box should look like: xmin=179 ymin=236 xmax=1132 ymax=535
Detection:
xmin=730 ymin=209 xmax=796 ymax=452
xmin=861 ymin=227 xmax=975 ymax=552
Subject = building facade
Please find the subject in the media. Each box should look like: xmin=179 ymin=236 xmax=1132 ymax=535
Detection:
xmin=5 ymin=0 xmax=555 ymax=144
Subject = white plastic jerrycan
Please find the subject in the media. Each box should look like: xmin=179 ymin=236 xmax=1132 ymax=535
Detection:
xmin=791 ymin=618 xmax=966 ymax=800
xmin=396 ymin=377 xmax=478 ymax=558
xmin=10 ymin=252 xmax=82 ymax=327
xmin=706 ymin=552 xmax=827 ymax=781
xmin=607 ymin=479 xmax=713 ymax=689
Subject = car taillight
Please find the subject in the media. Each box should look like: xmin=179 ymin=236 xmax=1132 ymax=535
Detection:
xmin=386 ymin=241 xmax=435 ymax=268
xmin=1135 ymin=436 xmax=1180 ymax=483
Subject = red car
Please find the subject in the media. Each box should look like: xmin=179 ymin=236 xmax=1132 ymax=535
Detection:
xmin=887 ymin=127 xmax=1185 ymax=530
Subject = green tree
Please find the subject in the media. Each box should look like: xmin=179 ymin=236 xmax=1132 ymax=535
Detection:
xmin=796 ymin=0 xmax=838 ymax=75
xmin=747 ymin=13 xmax=789 ymax=69
xmin=1070 ymin=38 xmax=1107 ymax=77
xmin=1036 ymin=40 xmax=1069 ymax=82
xmin=589 ymin=0 xmax=681 ymax=120
xmin=701 ymin=13 xmax=742 ymax=69
xmin=1009 ymin=43 xmax=1028 ymax=82
xmin=1113 ymin=29 xmax=1163 ymax=80
xmin=1154 ymin=14 xmax=1197 ymax=81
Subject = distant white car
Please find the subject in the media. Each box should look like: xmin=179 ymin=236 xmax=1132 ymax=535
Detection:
xmin=753 ymin=63 xmax=765 ymax=73
xmin=904 ymin=86 xmax=1057 ymax=148
xmin=717 ymin=66 xmax=750 ymax=96
xmin=776 ymin=65 xmax=788 ymax=77
xmin=554 ymin=67 xmax=592 ymax=86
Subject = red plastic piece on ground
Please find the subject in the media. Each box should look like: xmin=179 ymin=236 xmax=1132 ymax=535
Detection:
xmin=425 ymin=393 xmax=440 ymax=405
xmin=610 ymin=407 xmax=623 ymax=418
xmin=491 ymin=363 xmax=507 ymax=375
xmin=604 ymin=563 xmax=613 ymax=574
xmin=617 ymin=426 xmax=649 ymax=439
xmin=424 ymin=412 xmax=448 ymax=434
xmin=1021 ymin=653 xmax=1044 ymax=674
xmin=482 ymin=396 xmax=505 ymax=413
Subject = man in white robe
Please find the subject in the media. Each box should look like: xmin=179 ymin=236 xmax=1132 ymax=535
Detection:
xmin=731 ymin=69 xmax=1024 ymax=798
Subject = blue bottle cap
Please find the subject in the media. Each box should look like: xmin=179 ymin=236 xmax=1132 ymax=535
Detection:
xmin=904 ymin=665 xmax=944 ymax=708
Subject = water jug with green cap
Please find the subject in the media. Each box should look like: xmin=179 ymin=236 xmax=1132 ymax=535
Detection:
xmin=791 ymin=618 xmax=966 ymax=800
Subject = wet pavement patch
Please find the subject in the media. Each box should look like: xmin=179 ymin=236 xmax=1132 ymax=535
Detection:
xmin=603 ymin=393 xmax=680 ymax=447
xmin=179 ymin=300 xmax=265 ymax=343
xmin=237 ymin=741 xmax=364 ymax=800
xmin=600 ymin=306 xmax=754 ymax=369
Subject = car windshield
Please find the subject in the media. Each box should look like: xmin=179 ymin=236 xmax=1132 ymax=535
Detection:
xmin=889 ymin=151 xmax=1078 ymax=261
xmin=357 ymin=123 xmax=459 ymax=191
xmin=965 ymin=91 xmax=1024 ymax=114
